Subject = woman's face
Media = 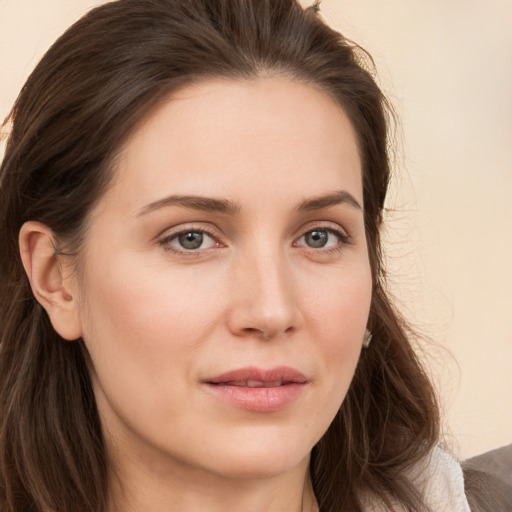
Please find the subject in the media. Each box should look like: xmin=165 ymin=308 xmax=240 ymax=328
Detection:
xmin=69 ymin=77 xmax=372 ymax=480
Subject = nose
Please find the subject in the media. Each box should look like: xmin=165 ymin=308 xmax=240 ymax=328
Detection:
xmin=225 ymin=249 xmax=303 ymax=341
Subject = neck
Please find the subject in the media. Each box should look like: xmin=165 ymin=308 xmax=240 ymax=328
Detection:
xmin=107 ymin=449 xmax=318 ymax=512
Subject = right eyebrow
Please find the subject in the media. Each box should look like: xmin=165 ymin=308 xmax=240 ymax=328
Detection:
xmin=136 ymin=195 xmax=241 ymax=217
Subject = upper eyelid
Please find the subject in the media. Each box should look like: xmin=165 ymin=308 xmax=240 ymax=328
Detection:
xmin=300 ymin=226 xmax=349 ymax=238
xmin=293 ymin=220 xmax=350 ymax=239
xmin=157 ymin=223 xmax=222 ymax=240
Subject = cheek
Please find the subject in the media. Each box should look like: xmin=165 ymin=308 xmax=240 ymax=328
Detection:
xmin=81 ymin=251 xmax=220 ymax=345
xmin=304 ymin=260 xmax=372 ymax=341
xmin=303 ymin=262 xmax=372 ymax=400
xmin=76 ymin=254 xmax=221 ymax=415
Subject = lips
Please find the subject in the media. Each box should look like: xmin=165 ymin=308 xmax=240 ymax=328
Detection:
xmin=206 ymin=366 xmax=307 ymax=385
xmin=204 ymin=366 xmax=307 ymax=412
xmin=216 ymin=380 xmax=285 ymax=387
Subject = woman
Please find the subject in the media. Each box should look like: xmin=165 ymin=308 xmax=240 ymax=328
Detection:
xmin=0 ymin=1 xmax=471 ymax=511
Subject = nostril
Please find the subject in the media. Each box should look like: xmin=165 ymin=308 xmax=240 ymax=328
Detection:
xmin=240 ymin=328 xmax=272 ymax=340
xmin=240 ymin=327 xmax=295 ymax=340
xmin=242 ymin=327 xmax=261 ymax=335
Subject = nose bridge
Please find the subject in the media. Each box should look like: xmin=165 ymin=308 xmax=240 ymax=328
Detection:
xmin=228 ymin=240 xmax=301 ymax=339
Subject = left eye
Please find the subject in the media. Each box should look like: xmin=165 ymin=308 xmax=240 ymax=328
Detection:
xmin=296 ymin=228 xmax=343 ymax=249
xmin=165 ymin=230 xmax=217 ymax=251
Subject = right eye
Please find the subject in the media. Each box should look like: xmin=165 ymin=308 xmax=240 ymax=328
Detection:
xmin=160 ymin=229 xmax=218 ymax=253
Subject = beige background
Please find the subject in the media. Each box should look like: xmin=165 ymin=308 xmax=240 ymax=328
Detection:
xmin=1 ymin=0 xmax=511 ymax=458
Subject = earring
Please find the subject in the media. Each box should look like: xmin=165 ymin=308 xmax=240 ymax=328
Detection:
xmin=363 ymin=329 xmax=373 ymax=349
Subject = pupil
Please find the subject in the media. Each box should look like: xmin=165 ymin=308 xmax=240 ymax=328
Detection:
xmin=306 ymin=230 xmax=327 ymax=248
xmin=179 ymin=232 xmax=203 ymax=249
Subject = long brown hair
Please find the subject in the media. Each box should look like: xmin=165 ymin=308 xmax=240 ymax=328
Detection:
xmin=0 ymin=1 xmax=439 ymax=511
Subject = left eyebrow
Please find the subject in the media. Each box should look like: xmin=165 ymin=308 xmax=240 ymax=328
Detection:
xmin=296 ymin=190 xmax=362 ymax=212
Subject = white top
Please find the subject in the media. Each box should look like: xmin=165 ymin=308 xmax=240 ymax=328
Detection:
xmin=362 ymin=446 xmax=471 ymax=511
xmin=417 ymin=447 xmax=471 ymax=511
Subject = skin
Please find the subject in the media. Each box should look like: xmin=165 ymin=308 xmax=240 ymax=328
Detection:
xmin=21 ymin=76 xmax=372 ymax=512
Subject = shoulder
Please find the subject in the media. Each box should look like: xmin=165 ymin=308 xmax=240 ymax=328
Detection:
xmin=411 ymin=446 xmax=471 ymax=512
xmin=361 ymin=445 xmax=471 ymax=512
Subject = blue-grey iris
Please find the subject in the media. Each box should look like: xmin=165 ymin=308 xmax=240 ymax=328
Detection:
xmin=305 ymin=230 xmax=328 ymax=248
xmin=179 ymin=232 xmax=204 ymax=250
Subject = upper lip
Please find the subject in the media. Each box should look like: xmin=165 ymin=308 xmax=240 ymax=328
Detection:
xmin=205 ymin=366 xmax=307 ymax=387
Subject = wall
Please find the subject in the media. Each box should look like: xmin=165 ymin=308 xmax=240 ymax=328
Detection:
xmin=1 ymin=0 xmax=511 ymax=458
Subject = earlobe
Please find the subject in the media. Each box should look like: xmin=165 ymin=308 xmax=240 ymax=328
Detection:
xmin=19 ymin=221 xmax=83 ymax=341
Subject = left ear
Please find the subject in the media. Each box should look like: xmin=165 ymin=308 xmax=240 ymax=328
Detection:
xmin=19 ymin=221 xmax=83 ymax=341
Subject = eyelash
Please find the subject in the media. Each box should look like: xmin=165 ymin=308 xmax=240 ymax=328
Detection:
xmin=157 ymin=224 xmax=351 ymax=256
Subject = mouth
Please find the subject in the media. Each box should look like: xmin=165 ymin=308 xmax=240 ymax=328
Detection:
xmin=214 ymin=379 xmax=289 ymax=388
xmin=203 ymin=366 xmax=308 ymax=412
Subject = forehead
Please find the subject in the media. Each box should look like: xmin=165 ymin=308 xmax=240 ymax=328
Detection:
xmin=103 ymin=77 xmax=362 ymax=215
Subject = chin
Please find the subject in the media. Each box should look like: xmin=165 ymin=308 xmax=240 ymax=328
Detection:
xmin=190 ymin=426 xmax=316 ymax=480
xmin=211 ymin=452 xmax=310 ymax=481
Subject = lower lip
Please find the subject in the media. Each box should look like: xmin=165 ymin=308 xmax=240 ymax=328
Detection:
xmin=204 ymin=382 xmax=306 ymax=412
